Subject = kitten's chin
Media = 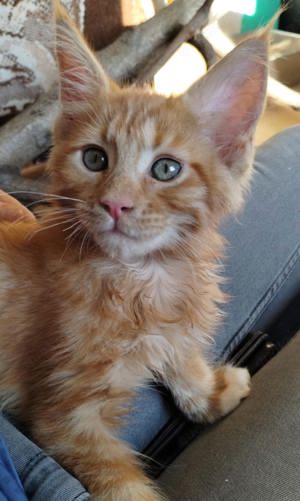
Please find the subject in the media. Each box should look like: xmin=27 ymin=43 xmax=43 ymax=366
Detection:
xmin=94 ymin=228 xmax=175 ymax=261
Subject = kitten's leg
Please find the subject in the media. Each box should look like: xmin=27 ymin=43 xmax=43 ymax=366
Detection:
xmin=32 ymin=405 xmax=163 ymax=501
xmin=163 ymin=353 xmax=250 ymax=423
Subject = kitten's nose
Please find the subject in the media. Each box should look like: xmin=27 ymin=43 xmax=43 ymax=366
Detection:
xmin=100 ymin=199 xmax=134 ymax=221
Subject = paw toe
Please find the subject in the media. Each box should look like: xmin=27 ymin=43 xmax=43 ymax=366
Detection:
xmin=219 ymin=365 xmax=251 ymax=416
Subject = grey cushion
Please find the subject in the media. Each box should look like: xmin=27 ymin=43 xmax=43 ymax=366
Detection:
xmin=217 ymin=125 xmax=300 ymax=359
xmin=159 ymin=333 xmax=300 ymax=501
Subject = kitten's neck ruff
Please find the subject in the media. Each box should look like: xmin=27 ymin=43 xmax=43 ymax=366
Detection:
xmin=40 ymin=213 xmax=223 ymax=298
xmin=32 ymin=207 xmax=225 ymax=334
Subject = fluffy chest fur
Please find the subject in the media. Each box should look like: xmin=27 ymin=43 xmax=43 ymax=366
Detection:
xmin=0 ymin=221 xmax=223 ymax=410
xmin=39 ymin=236 xmax=222 ymax=359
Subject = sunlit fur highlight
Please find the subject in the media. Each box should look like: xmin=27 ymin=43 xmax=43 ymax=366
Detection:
xmin=0 ymin=3 xmax=267 ymax=500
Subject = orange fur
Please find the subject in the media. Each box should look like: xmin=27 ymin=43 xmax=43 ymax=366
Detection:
xmin=0 ymin=4 xmax=268 ymax=499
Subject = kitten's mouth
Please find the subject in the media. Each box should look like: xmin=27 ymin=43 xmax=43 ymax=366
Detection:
xmin=106 ymin=225 xmax=136 ymax=240
xmin=111 ymin=228 xmax=130 ymax=237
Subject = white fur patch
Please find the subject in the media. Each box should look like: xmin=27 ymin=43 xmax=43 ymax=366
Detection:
xmin=219 ymin=366 xmax=251 ymax=416
xmin=136 ymin=148 xmax=156 ymax=176
xmin=141 ymin=118 xmax=156 ymax=148
xmin=69 ymin=400 xmax=111 ymax=437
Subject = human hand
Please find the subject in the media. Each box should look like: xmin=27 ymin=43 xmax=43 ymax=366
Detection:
xmin=0 ymin=190 xmax=35 ymax=222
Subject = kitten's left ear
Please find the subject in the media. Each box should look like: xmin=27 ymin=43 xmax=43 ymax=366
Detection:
xmin=183 ymin=37 xmax=268 ymax=175
xmin=53 ymin=0 xmax=110 ymax=114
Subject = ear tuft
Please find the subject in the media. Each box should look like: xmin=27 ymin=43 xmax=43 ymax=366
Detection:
xmin=183 ymin=37 xmax=268 ymax=173
xmin=53 ymin=0 xmax=71 ymax=23
xmin=53 ymin=0 xmax=110 ymax=113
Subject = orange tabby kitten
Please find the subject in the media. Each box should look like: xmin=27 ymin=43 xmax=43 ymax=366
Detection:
xmin=0 ymin=4 xmax=268 ymax=500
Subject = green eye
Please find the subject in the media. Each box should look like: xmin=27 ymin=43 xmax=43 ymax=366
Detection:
xmin=82 ymin=146 xmax=108 ymax=172
xmin=151 ymin=158 xmax=182 ymax=182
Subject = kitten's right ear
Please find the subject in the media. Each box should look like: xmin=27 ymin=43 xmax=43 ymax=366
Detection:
xmin=53 ymin=0 xmax=110 ymax=114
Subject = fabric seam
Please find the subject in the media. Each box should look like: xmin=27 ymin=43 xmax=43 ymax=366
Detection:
xmin=222 ymin=245 xmax=300 ymax=358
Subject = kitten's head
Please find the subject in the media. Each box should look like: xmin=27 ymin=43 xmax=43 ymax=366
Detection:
xmin=49 ymin=3 xmax=268 ymax=261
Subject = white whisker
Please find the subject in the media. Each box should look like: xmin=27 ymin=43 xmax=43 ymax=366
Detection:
xmin=28 ymin=217 xmax=80 ymax=239
xmin=63 ymin=220 xmax=81 ymax=233
xmin=36 ymin=214 xmax=79 ymax=226
xmin=8 ymin=191 xmax=85 ymax=205
xmin=60 ymin=223 xmax=84 ymax=263
xmin=65 ymin=222 xmax=84 ymax=241
xmin=28 ymin=200 xmax=83 ymax=210
xmin=79 ymin=231 xmax=89 ymax=261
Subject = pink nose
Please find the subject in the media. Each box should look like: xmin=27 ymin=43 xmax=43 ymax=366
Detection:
xmin=100 ymin=199 xmax=134 ymax=221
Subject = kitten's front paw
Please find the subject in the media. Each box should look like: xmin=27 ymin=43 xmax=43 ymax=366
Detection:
xmin=217 ymin=365 xmax=251 ymax=417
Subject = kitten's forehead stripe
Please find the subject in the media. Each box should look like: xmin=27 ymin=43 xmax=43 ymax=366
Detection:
xmin=141 ymin=119 xmax=156 ymax=149
xmin=99 ymin=98 xmax=174 ymax=178
xmin=136 ymin=149 xmax=155 ymax=176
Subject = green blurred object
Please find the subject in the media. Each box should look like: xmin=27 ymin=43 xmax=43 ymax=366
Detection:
xmin=241 ymin=0 xmax=281 ymax=32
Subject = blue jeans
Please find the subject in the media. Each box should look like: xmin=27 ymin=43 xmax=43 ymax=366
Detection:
xmin=0 ymin=437 xmax=27 ymax=501
xmin=1 ymin=126 xmax=299 ymax=499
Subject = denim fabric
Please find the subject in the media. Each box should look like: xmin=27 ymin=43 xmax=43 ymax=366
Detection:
xmin=0 ymin=416 xmax=88 ymax=501
xmin=0 ymin=436 xmax=27 ymax=500
xmin=217 ymin=126 xmax=300 ymax=359
xmin=0 ymin=125 xmax=299 ymax=499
